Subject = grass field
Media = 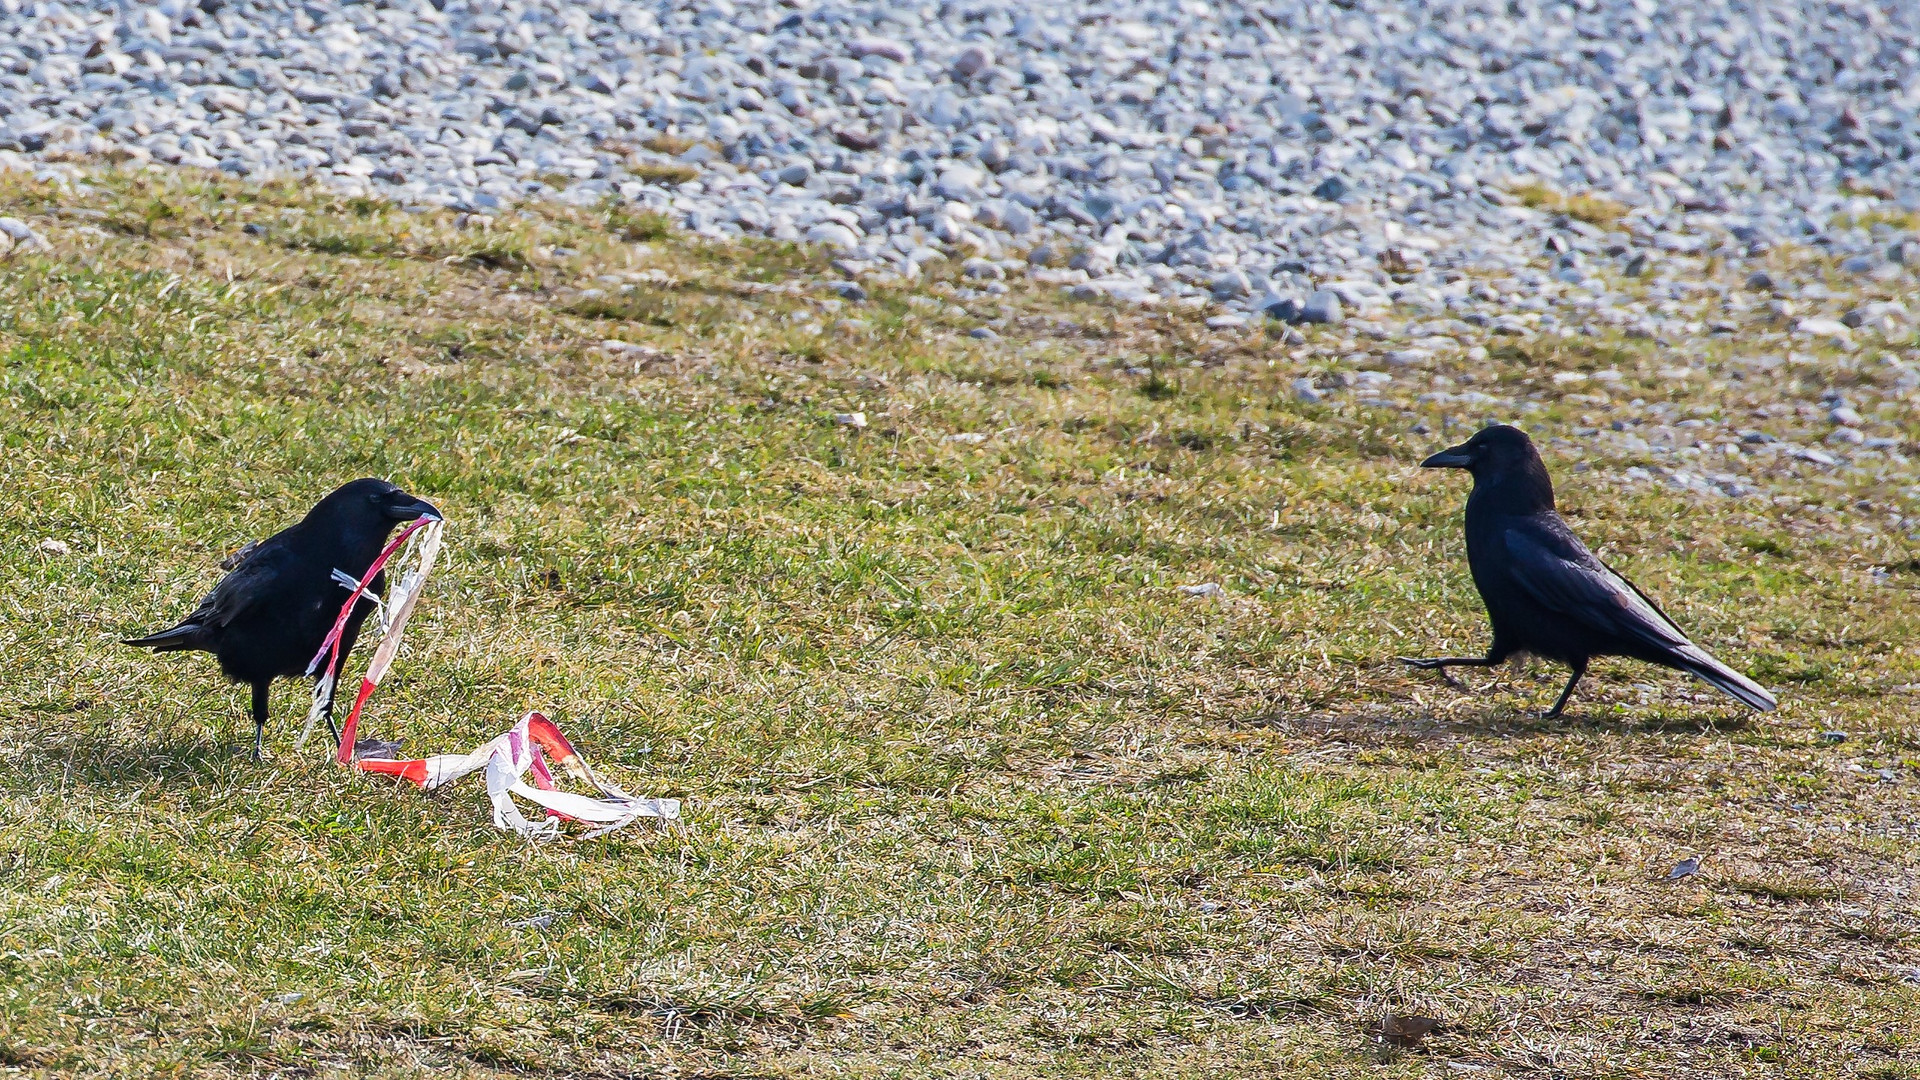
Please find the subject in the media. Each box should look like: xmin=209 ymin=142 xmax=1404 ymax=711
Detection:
xmin=1 ymin=167 xmax=1918 ymax=1078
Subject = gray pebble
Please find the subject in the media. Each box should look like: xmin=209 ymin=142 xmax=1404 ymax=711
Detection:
xmin=1311 ymin=176 xmax=1350 ymax=202
xmin=1262 ymin=296 xmax=1300 ymax=322
xmin=951 ymin=44 xmax=994 ymax=79
xmin=1211 ymin=269 xmax=1252 ymax=299
xmin=1299 ymin=290 xmax=1343 ymax=325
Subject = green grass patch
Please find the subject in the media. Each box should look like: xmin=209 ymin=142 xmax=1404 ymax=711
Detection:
xmin=1509 ymin=180 xmax=1631 ymax=229
xmin=0 ymin=164 xmax=1915 ymax=1077
xmin=628 ymin=161 xmax=701 ymax=186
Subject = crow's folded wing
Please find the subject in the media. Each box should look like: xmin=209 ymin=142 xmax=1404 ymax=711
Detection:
xmin=185 ymin=542 xmax=295 ymax=629
xmin=1503 ymin=524 xmax=1777 ymax=711
xmin=1502 ymin=526 xmax=1693 ymax=653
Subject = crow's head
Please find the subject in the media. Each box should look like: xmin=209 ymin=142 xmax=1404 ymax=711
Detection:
xmin=1420 ymin=424 xmax=1536 ymax=473
xmin=1420 ymin=425 xmax=1555 ymax=509
xmin=313 ymin=478 xmax=443 ymax=529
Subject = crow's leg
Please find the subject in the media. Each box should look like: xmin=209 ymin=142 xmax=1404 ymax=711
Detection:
xmin=317 ymin=675 xmax=345 ymax=750
xmin=1542 ymin=661 xmax=1587 ymax=719
xmin=326 ymin=689 xmax=343 ymax=751
xmin=251 ymin=682 xmax=271 ymax=761
xmin=1398 ymin=654 xmax=1500 ymax=689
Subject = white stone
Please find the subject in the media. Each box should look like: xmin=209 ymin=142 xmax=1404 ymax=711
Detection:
xmin=849 ymin=37 xmax=911 ymax=63
xmin=1794 ymin=317 xmax=1852 ymax=339
xmin=806 ymin=222 xmax=861 ymax=250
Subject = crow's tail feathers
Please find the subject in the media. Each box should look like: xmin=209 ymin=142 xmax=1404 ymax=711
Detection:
xmin=1675 ymin=645 xmax=1777 ymax=712
xmin=121 ymin=622 xmax=206 ymax=653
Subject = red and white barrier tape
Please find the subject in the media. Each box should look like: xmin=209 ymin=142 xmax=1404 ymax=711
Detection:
xmin=356 ymin=710 xmax=679 ymax=839
xmin=297 ymin=517 xmax=679 ymax=838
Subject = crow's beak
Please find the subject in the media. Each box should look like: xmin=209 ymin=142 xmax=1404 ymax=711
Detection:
xmin=1420 ymin=444 xmax=1473 ymax=469
xmin=388 ymin=495 xmax=443 ymax=522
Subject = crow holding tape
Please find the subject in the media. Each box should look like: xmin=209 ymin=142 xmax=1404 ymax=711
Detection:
xmin=124 ymin=478 xmax=442 ymax=759
xmin=1401 ymin=425 xmax=1776 ymax=718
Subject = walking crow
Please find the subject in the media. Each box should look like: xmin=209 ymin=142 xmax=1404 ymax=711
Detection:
xmin=123 ymin=478 xmax=442 ymax=758
xmin=1401 ymin=425 xmax=1776 ymax=717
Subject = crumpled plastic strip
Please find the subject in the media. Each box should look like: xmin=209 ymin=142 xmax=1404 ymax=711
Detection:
xmin=330 ymin=519 xmax=444 ymax=764
xmin=294 ymin=516 xmax=680 ymax=838
xmin=296 ymin=517 xmax=442 ymax=753
xmin=355 ymin=711 xmax=681 ymax=839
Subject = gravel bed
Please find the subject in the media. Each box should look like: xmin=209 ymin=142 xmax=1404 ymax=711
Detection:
xmin=6 ymin=0 xmax=1920 ymax=508
xmin=3 ymin=0 xmax=1918 ymax=320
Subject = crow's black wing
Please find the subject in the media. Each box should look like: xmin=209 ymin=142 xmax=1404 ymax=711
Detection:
xmin=1502 ymin=521 xmax=1778 ymax=711
xmin=1501 ymin=523 xmax=1692 ymax=653
xmin=124 ymin=538 xmax=293 ymax=650
xmin=183 ymin=540 xmax=297 ymax=630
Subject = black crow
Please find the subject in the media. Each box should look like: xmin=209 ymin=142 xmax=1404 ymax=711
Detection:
xmin=1401 ymin=425 xmax=1776 ymax=717
xmin=123 ymin=478 xmax=442 ymax=758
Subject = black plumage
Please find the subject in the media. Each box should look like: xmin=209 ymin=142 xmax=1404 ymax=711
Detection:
xmin=1401 ymin=425 xmax=1776 ymax=717
xmin=123 ymin=478 xmax=442 ymax=758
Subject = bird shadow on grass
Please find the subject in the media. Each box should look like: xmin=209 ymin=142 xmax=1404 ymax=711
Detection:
xmin=1235 ymin=695 xmax=1752 ymax=746
xmin=3 ymin=724 xmax=291 ymax=788
xmin=1416 ymin=702 xmax=1755 ymax=740
xmin=1391 ymin=663 xmax=1758 ymax=739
